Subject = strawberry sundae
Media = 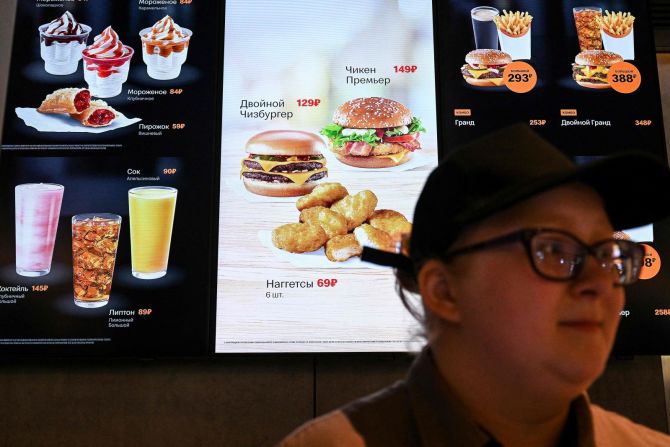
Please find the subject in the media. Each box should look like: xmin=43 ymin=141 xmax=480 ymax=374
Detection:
xmin=82 ymin=27 xmax=134 ymax=98
xmin=140 ymin=16 xmax=192 ymax=80
xmin=39 ymin=12 xmax=92 ymax=75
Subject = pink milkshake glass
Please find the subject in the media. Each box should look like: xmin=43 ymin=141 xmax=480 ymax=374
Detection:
xmin=15 ymin=183 xmax=64 ymax=277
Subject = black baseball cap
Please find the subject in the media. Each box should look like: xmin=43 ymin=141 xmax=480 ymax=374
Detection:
xmin=362 ymin=124 xmax=670 ymax=275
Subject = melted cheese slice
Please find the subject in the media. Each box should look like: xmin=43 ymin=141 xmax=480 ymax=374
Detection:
xmin=581 ymin=66 xmax=609 ymax=77
xmin=466 ymin=68 xmax=504 ymax=85
xmin=375 ymin=151 xmax=409 ymax=163
xmin=241 ymin=157 xmax=327 ymax=185
xmin=468 ymin=68 xmax=490 ymax=79
xmin=242 ymin=156 xmax=326 ymax=173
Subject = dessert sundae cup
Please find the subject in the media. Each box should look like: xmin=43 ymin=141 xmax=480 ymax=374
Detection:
xmin=39 ymin=11 xmax=91 ymax=75
xmin=82 ymin=26 xmax=134 ymax=98
xmin=140 ymin=16 xmax=192 ymax=80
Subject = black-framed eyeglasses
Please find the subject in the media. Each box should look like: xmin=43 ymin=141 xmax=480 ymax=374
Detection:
xmin=442 ymin=228 xmax=645 ymax=286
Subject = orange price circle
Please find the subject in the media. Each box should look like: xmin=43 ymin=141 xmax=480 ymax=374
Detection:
xmin=639 ymin=244 xmax=661 ymax=280
xmin=504 ymin=61 xmax=537 ymax=94
xmin=607 ymin=62 xmax=641 ymax=94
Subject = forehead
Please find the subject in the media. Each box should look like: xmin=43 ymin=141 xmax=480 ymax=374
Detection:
xmin=457 ymin=183 xmax=613 ymax=242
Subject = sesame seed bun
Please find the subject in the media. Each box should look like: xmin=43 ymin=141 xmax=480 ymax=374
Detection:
xmin=333 ymin=97 xmax=412 ymax=129
xmin=465 ymin=49 xmax=512 ymax=66
xmin=574 ymin=50 xmax=623 ymax=67
xmin=245 ymin=130 xmax=326 ymax=156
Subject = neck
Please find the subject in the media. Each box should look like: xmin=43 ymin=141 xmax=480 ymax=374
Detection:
xmin=431 ymin=338 xmax=575 ymax=447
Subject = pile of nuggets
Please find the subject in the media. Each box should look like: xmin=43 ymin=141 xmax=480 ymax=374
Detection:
xmin=272 ymin=182 xmax=412 ymax=262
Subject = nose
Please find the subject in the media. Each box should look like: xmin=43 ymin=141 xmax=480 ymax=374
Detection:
xmin=569 ymin=254 xmax=620 ymax=298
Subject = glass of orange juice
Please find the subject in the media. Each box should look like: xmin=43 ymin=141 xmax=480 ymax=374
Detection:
xmin=128 ymin=186 xmax=177 ymax=279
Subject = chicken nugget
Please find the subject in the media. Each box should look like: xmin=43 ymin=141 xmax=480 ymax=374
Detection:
xmin=330 ymin=190 xmax=378 ymax=231
xmin=272 ymin=223 xmax=327 ymax=253
xmin=353 ymin=224 xmax=395 ymax=252
xmin=299 ymin=206 xmax=348 ymax=239
xmin=296 ymin=182 xmax=349 ymax=211
xmin=325 ymin=234 xmax=362 ymax=262
xmin=368 ymin=209 xmax=412 ymax=241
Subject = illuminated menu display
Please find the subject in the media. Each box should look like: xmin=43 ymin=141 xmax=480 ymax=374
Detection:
xmin=0 ymin=0 xmax=668 ymax=356
xmin=435 ymin=0 xmax=669 ymax=355
xmin=215 ymin=0 xmax=437 ymax=352
xmin=0 ymin=0 xmax=220 ymax=356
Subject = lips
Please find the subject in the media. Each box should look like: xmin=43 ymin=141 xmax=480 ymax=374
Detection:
xmin=559 ymin=320 xmax=605 ymax=332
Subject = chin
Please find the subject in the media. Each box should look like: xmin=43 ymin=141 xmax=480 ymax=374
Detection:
xmin=547 ymin=344 xmax=611 ymax=394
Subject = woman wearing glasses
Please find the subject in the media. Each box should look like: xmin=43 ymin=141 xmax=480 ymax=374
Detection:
xmin=279 ymin=125 xmax=670 ymax=447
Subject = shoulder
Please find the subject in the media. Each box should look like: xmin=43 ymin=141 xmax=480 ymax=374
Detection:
xmin=277 ymin=381 xmax=413 ymax=447
xmin=276 ymin=409 xmax=365 ymax=447
xmin=343 ymin=380 xmax=413 ymax=430
xmin=591 ymin=404 xmax=670 ymax=446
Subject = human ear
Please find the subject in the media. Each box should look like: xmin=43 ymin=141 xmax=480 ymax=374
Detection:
xmin=417 ymin=259 xmax=462 ymax=323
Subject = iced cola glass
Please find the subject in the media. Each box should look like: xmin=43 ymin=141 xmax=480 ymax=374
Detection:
xmin=128 ymin=187 xmax=177 ymax=279
xmin=72 ymin=214 xmax=121 ymax=308
xmin=574 ymin=7 xmax=603 ymax=51
xmin=15 ymin=183 xmax=64 ymax=277
xmin=471 ymin=6 xmax=500 ymax=50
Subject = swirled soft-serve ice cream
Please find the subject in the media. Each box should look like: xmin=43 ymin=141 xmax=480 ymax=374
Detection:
xmin=39 ymin=12 xmax=91 ymax=75
xmin=82 ymin=26 xmax=134 ymax=97
xmin=140 ymin=16 xmax=192 ymax=80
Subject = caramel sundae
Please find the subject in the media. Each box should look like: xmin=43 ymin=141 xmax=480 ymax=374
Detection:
xmin=82 ymin=26 xmax=134 ymax=98
xmin=140 ymin=16 xmax=192 ymax=80
xmin=39 ymin=12 xmax=91 ymax=75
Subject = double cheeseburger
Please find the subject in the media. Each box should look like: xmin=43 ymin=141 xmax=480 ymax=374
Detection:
xmin=572 ymin=50 xmax=623 ymax=89
xmin=241 ymin=130 xmax=327 ymax=197
xmin=320 ymin=97 xmax=425 ymax=169
xmin=461 ymin=49 xmax=512 ymax=87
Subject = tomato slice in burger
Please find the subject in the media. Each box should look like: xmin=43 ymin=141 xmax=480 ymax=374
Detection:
xmin=383 ymin=133 xmax=418 ymax=143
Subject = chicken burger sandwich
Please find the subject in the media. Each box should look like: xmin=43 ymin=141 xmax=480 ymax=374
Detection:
xmin=321 ymin=97 xmax=425 ymax=169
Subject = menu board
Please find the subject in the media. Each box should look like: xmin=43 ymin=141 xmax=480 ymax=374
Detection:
xmin=1 ymin=0 xmax=669 ymax=357
xmin=0 ymin=0 xmax=220 ymax=356
xmin=215 ymin=0 xmax=437 ymax=352
xmin=435 ymin=1 xmax=670 ymax=355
